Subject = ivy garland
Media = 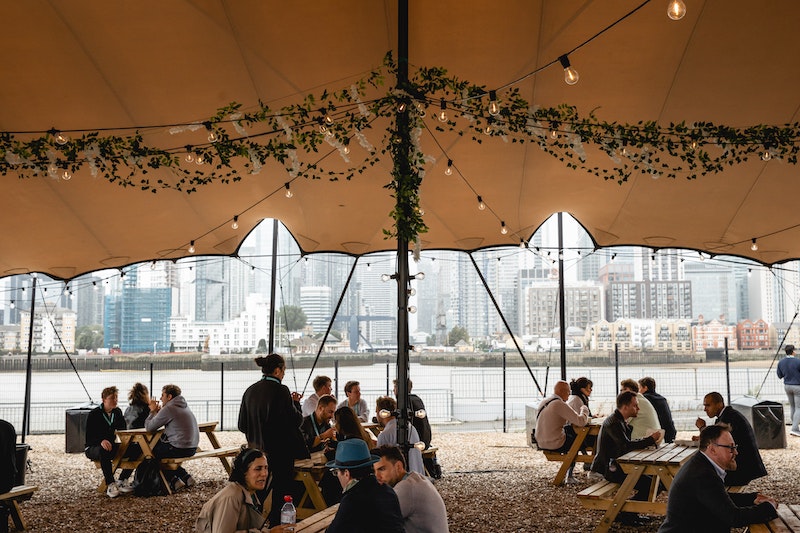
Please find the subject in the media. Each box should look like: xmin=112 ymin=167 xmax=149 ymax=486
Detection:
xmin=2 ymin=53 xmax=799 ymax=243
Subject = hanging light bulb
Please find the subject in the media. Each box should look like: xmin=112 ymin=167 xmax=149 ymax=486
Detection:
xmin=232 ymin=216 xmax=239 ymax=230
xmin=207 ymin=131 xmax=218 ymax=143
xmin=667 ymin=0 xmax=686 ymax=20
xmin=488 ymin=90 xmax=500 ymax=116
xmin=381 ymin=273 xmax=391 ymax=282
xmin=550 ymin=128 xmax=558 ymax=139
xmin=93 ymin=281 xmax=98 ymax=291
xmin=484 ymin=118 xmax=494 ymax=135
xmin=445 ymin=159 xmax=453 ymax=176
xmin=55 ymin=132 xmax=70 ymax=145
xmin=324 ymin=113 xmax=334 ymax=125
xmin=408 ymin=305 xmax=417 ymax=314
xmin=500 ymin=221 xmax=508 ymax=235
xmin=748 ymin=268 xmax=752 ymax=278
xmin=519 ymin=239 xmax=527 ymax=249
xmin=415 ymin=409 xmax=427 ymax=419
xmin=751 ymin=238 xmax=759 ymax=251
xmin=367 ymin=263 xmax=372 ymax=271
xmin=611 ymin=253 xmax=617 ymax=262
xmin=188 ymin=240 xmax=196 ymax=254
xmin=196 ymin=154 xmax=205 ymax=165
xmin=762 ymin=151 xmax=772 ymax=161
xmin=559 ymin=55 xmax=579 ymax=85
xmin=415 ymin=101 xmax=426 ymax=118
xmin=9 ymin=301 xmax=14 ymax=309
xmin=150 ymin=261 xmax=157 ymax=270
xmin=415 ymin=272 xmax=425 ymax=280
xmin=61 ymin=170 xmax=71 ymax=180
xmin=285 ymin=183 xmax=293 ymax=198
xmin=185 ymin=146 xmax=194 ymax=163
xmin=408 ymin=287 xmax=416 ymax=296
xmin=438 ymin=99 xmax=448 ymax=123
xmin=477 ymin=196 xmax=486 ymax=210
xmin=343 ymin=142 xmax=351 ymax=155
xmin=397 ymin=101 xmax=407 ymax=113
xmin=690 ymin=140 xmax=698 ymax=150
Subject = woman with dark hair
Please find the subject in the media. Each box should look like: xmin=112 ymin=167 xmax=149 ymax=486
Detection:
xmin=333 ymin=406 xmax=374 ymax=450
xmin=196 ymin=447 xmax=290 ymax=533
xmin=567 ymin=377 xmax=594 ymax=417
xmin=124 ymin=382 xmax=150 ymax=429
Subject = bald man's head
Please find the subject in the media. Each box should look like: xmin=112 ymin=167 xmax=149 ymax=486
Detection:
xmin=554 ymin=380 xmax=570 ymax=401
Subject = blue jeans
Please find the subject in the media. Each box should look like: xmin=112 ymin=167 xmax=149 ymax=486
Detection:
xmin=785 ymin=384 xmax=800 ymax=431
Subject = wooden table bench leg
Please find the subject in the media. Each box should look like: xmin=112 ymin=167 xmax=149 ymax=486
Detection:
xmin=294 ymin=471 xmax=328 ymax=520
xmin=595 ymin=466 xmax=643 ymax=533
xmin=553 ymin=426 xmax=589 ymax=486
xmin=9 ymin=500 xmax=28 ymax=531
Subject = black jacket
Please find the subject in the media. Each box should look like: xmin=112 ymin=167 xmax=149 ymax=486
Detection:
xmin=716 ymin=406 xmax=768 ymax=486
xmin=300 ymin=414 xmax=329 ymax=453
xmin=643 ymin=391 xmax=677 ymax=443
xmin=326 ymin=475 xmax=405 ymax=533
xmin=590 ymin=409 xmax=656 ymax=483
xmin=658 ymin=451 xmax=776 ymax=532
xmin=409 ymin=394 xmax=432 ymax=448
xmin=85 ymin=406 xmax=126 ymax=448
xmin=0 ymin=419 xmax=16 ymax=493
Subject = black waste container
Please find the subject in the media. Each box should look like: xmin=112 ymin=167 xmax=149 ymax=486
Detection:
xmin=65 ymin=402 xmax=98 ymax=453
xmin=730 ymin=396 xmax=786 ymax=449
xmin=14 ymin=443 xmax=29 ymax=486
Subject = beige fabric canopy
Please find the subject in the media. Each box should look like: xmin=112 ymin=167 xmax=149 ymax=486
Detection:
xmin=1 ymin=0 xmax=799 ymax=280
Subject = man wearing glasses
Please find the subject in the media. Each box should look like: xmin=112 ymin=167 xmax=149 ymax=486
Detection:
xmin=695 ymin=391 xmax=768 ymax=486
xmin=659 ymin=424 xmax=777 ymax=532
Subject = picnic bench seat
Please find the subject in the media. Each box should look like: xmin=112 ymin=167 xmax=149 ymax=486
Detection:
xmin=577 ymin=480 xmax=621 ymax=509
xmin=0 ymin=485 xmax=38 ymax=531
xmin=543 ymin=449 xmax=594 ymax=463
xmin=159 ymin=446 xmax=240 ymax=470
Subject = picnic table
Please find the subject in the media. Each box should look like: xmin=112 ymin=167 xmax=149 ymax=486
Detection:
xmin=294 ymin=451 xmax=329 ymax=519
xmin=295 ymin=503 xmax=339 ymax=533
xmin=97 ymin=421 xmax=239 ymax=494
xmin=749 ymin=504 xmax=800 ymax=532
xmin=578 ymin=443 xmax=696 ymax=533
xmin=542 ymin=418 xmax=602 ymax=485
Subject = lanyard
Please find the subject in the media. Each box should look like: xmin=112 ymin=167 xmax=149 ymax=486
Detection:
xmin=102 ymin=410 xmax=115 ymax=426
xmin=263 ymin=376 xmax=281 ymax=384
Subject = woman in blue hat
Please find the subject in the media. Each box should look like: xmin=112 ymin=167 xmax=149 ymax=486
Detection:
xmin=325 ymin=439 xmax=405 ymax=533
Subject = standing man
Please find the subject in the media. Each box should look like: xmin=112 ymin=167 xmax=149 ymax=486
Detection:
xmin=300 ymin=394 xmax=337 ymax=453
xmin=325 ymin=439 xmax=404 ymax=533
xmin=639 ymin=377 xmax=677 ymax=443
xmin=302 ymin=375 xmax=333 ymax=418
xmin=777 ymin=344 xmax=800 ymax=437
xmin=146 ymin=383 xmax=199 ymax=492
xmin=338 ymin=380 xmax=369 ymax=422
xmin=620 ymin=379 xmax=662 ymax=440
xmin=696 ymin=392 xmax=767 ymax=486
xmin=238 ymin=354 xmax=306 ymax=527
xmin=590 ymin=391 xmax=663 ymax=527
xmin=374 ymin=445 xmax=449 ymax=533
xmin=658 ymin=424 xmax=778 ymax=532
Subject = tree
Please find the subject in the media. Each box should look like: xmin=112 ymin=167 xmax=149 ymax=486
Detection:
xmin=278 ymin=305 xmax=307 ymax=332
xmin=447 ymin=326 xmax=470 ymax=346
xmin=76 ymin=324 xmax=104 ymax=351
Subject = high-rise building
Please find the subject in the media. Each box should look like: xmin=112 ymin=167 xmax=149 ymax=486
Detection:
xmin=525 ymin=282 xmax=603 ymax=337
xmin=684 ymin=261 xmax=737 ymax=323
xmin=301 ymin=286 xmax=333 ymax=334
xmin=104 ymin=265 xmax=171 ymax=353
xmin=606 ymin=280 xmax=692 ymax=320
xmin=748 ymin=263 xmax=800 ymax=323
xmin=19 ymin=306 xmax=77 ymax=353
xmin=74 ymin=274 xmax=104 ymax=328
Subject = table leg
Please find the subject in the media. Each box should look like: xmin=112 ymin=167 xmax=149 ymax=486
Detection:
xmin=294 ymin=471 xmax=328 ymax=519
xmin=552 ymin=426 xmax=589 ymax=486
xmin=595 ymin=465 xmax=643 ymax=533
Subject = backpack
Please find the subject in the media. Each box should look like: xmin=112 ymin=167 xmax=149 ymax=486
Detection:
xmin=530 ymin=398 xmax=559 ymax=450
xmin=133 ymin=458 xmax=165 ymax=497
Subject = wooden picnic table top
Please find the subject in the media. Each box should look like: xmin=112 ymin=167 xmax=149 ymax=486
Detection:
xmin=295 ymin=503 xmax=339 ymax=533
xmin=749 ymin=503 xmax=800 ymax=532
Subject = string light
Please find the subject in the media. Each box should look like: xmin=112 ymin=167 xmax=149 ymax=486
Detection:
xmin=445 ymin=159 xmax=453 ymax=176
xmin=438 ymin=99 xmax=448 ymax=123
xmin=519 ymin=239 xmax=527 ymax=249
xmin=9 ymin=301 xmax=14 ymax=309
xmin=324 ymin=113 xmax=334 ymax=126
xmin=748 ymin=268 xmax=752 ymax=278
xmin=55 ymin=131 xmax=70 ymax=145
xmin=559 ymin=55 xmax=579 ymax=85
xmin=488 ymin=90 xmax=500 ymax=116
xmin=667 ymin=0 xmax=686 ymax=20
xmin=762 ymin=151 xmax=772 ymax=161
xmin=61 ymin=170 xmax=71 ymax=180
xmin=93 ymin=281 xmax=98 ymax=291
xmin=414 ymin=101 xmax=426 ymax=118
xmin=231 ymin=216 xmax=239 ymax=230
xmin=484 ymin=117 xmax=493 ymax=135
xmin=408 ymin=305 xmax=417 ymax=314
xmin=397 ymin=101 xmax=407 ymax=113
xmin=185 ymin=146 xmax=194 ymax=163
xmin=208 ymin=131 xmax=218 ymax=143
xmin=188 ymin=240 xmax=196 ymax=254
xmin=477 ymin=196 xmax=486 ymax=210
xmin=500 ymin=221 xmax=508 ymax=235
xmin=751 ymin=238 xmax=759 ymax=251
xmin=550 ymin=128 xmax=558 ymax=139
xmin=285 ymin=183 xmax=293 ymax=198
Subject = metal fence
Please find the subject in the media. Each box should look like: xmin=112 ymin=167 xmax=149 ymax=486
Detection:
xmin=0 ymin=353 xmax=788 ymax=435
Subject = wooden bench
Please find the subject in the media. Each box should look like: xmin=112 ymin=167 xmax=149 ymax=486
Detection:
xmin=422 ymin=446 xmax=440 ymax=478
xmin=295 ymin=503 xmax=339 ymax=533
xmin=0 ymin=485 xmax=38 ymax=531
xmin=160 ymin=445 xmax=240 ymax=470
xmin=543 ymin=450 xmax=594 ymax=464
xmin=577 ymin=480 xmax=622 ymax=510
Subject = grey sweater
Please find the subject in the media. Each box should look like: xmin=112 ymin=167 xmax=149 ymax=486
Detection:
xmin=145 ymin=395 xmax=199 ymax=449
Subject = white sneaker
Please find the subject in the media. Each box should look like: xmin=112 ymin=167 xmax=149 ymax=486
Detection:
xmin=790 ymin=430 xmax=800 ymax=437
xmin=565 ymin=476 xmax=580 ymax=485
xmin=171 ymin=477 xmax=186 ymax=492
xmin=587 ymin=471 xmax=605 ymax=481
xmin=117 ymin=478 xmax=135 ymax=494
xmin=184 ymin=475 xmax=196 ymax=488
xmin=106 ymin=482 xmax=120 ymax=498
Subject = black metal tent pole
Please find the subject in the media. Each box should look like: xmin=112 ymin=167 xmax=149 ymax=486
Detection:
xmin=21 ymin=275 xmax=37 ymax=443
xmin=268 ymin=219 xmax=279 ymax=354
xmin=395 ymin=0 xmax=411 ymax=454
xmin=558 ymin=212 xmax=567 ymax=380
xmin=467 ymin=253 xmax=543 ymax=397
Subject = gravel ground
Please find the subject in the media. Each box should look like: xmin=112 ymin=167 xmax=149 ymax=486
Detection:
xmin=10 ymin=430 xmax=799 ymax=532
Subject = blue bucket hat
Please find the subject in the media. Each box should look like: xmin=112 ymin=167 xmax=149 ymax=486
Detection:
xmin=325 ymin=439 xmax=379 ymax=470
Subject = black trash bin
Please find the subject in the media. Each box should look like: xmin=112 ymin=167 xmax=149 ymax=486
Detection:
xmin=730 ymin=396 xmax=786 ymax=449
xmin=14 ymin=443 xmax=29 ymax=486
xmin=65 ymin=402 xmax=99 ymax=453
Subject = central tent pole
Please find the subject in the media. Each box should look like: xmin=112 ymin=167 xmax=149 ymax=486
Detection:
xmin=395 ymin=0 xmax=411 ymax=453
xmin=558 ymin=213 xmax=567 ymax=380
xmin=268 ymin=219 xmax=279 ymax=354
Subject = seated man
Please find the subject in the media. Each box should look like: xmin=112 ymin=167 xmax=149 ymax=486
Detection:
xmin=590 ymin=391 xmax=663 ymax=526
xmin=620 ymin=378 xmax=662 ymax=440
xmin=639 ymin=377 xmax=677 ymax=443
xmin=658 ymin=424 xmax=778 ymax=532
xmin=325 ymin=439 xmax=404 ymax=533
xmin=373 ymin=445 xmax=449 ymax=533
xmin=300 ymin=394 xmax=337 ymax=453
xmin=376 ymin=396 xmax=424 ymax=475
xmin=302 ymin=375 xmax=333 ymax=418
xmin=695 ymin=391 xmax=767 ymax=486
xmin=145 ymin=383 xmax=199 ymax=492
xmin=338 ymin=380 xmax=369 ymax=423
xmin=536 ymin=380 xmax=590 ymax=484
xmin=84 ymin=386 xmax=134 ymax=498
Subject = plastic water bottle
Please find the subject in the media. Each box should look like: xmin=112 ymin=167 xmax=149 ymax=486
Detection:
xmin=280 ymin=495 xmax=296 ymax=531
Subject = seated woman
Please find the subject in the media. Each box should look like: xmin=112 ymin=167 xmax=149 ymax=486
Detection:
xmin=330 ymin=406 xmax=374 ymax=453
xmin=115 ymin=382 xmax=150 ymax=492
xmin=196 ymin=447 xmax=290 ymax=533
